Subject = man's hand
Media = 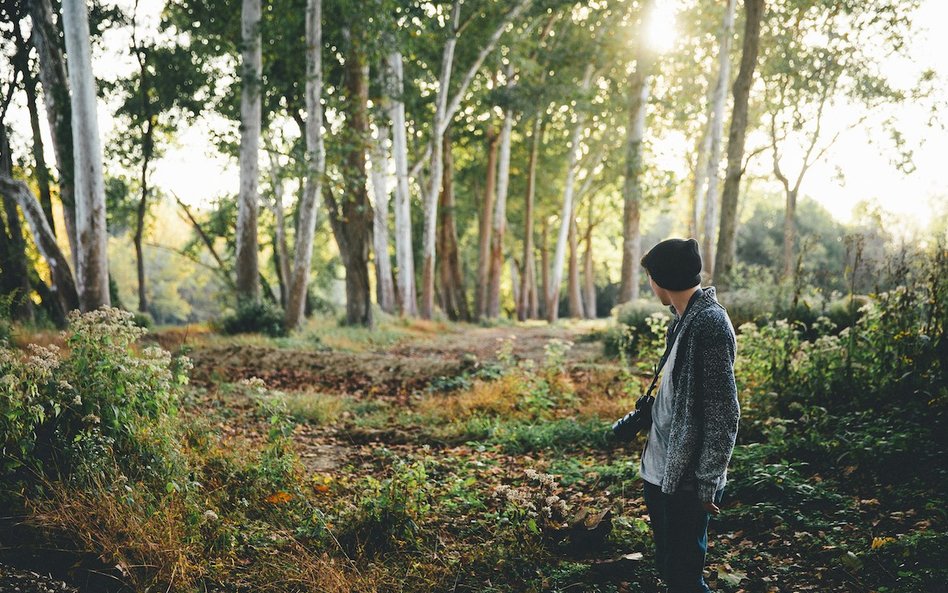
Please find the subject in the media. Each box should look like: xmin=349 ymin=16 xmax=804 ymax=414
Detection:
xmin=702 ymin=500 xmax=720 ymax=515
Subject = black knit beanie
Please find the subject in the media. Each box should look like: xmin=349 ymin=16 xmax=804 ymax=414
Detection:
xmin=640 ymin=237 xmax=702 ymax=290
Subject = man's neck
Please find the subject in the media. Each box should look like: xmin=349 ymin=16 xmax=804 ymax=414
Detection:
xmin=670 ymin=286 xmax=702 ymax=317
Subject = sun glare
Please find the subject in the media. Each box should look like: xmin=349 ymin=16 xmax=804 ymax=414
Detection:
xmin=644 ymin=2 xmax=678 ymax=54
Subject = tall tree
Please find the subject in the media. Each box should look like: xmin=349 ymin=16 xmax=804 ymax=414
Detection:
xmin=617 ymin=0 xmax=655 ymax=305
xmin=487 ymin=63 xmax=515 ymax=319
xmin=236 ymin=0 xmax=262 ymax=304
xmin=384 ymin=49 xmax=417 ymax=316
xmin=548 ymin=63 xmax=594 ymax=322
xmin=700 ymin=0 xmax=737 ymax=279
xmin=62 ymin=0 xmax=109 ymax=310
xmin=370 ymin=122 xmax=396 ymax=314
xmin=285 ymin=0 xmax=325 ymax=330
xmin=29 ymin=0 xmax=78 ymax=270
xmin=419 ymin=0 xmax=531 ymax=319
xmin=714 ymin=0 xmax=764 ymax=290
xmin=325 ymin=30 xmax=374 ymax=327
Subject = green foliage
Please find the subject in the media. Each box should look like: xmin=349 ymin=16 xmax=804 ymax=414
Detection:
xmin=0 ymin=306 xmax=192 ymax=491
xmin=217 ymin=299 xmax=288 ymax=337
xmin=334 ymin=452 xmax=433 ymax=557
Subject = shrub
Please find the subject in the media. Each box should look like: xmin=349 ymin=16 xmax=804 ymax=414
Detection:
xmin=217 ymin=299 xmax=287 ymax=337
xmin=0 ymin=306 xmax=192 ymax=492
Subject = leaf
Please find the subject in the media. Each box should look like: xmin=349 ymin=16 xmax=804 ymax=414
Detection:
xmin=265 ymin=491 xmax=293 ymax=504
xmin=718 ymin=568 xmax=746 ymax=586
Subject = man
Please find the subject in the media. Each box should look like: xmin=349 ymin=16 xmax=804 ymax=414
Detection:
xmin=638 ymin=237 xmax=740 ymax=593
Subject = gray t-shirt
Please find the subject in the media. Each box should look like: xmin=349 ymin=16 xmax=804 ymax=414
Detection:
xmin=640 ymin=329 xmax=696 ymax=490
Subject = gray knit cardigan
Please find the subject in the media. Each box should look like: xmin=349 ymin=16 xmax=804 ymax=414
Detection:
xmin=651 ymin=285 xmax=740 ymax=502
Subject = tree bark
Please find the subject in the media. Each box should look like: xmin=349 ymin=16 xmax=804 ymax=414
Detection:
xmin=421 ymin=0 xmax=461 ymax=319
xmin=29 ymin=0 xmax=79 ymax=270
xmin=476 ymin=123 xmax=499 ymax=319
xmin=539 ymin=217 xmax=549 ymax=320
xmin=518 ymin=117 xmax=542 ymax=321
xmin=618 ymin=1 xmax=655 ymax=305
xmin=567 ymin=211 xmax=584 ymax=318
xmin=714 ymin=0 xmax=765 ymax=290
xmin=265 ymin=144 xmax=291 ymax=308
xmin=236 ymin=0 xmax=262 ymax=304
xmin=62 ymin=0 xmax=110 ymax=311
xmin=384 ymin=51 xmax=417 ymax=316
xmin=548 ymin=64 xmax=594 ymax=322
xmin=13 ymin=24 xmax=55 ymax=230
xmin=0 ymin=175 xmax=79 ymax=313
xmin=689 ymin=122 xmax=710 ymax=241
xmin=285 ymin=0 xmax=325 ymax=328
xmin=325 ymin=35 xmax=373 ymax=327
xmin=421 ymin=0 xmax=531 ymax=319
xmin=701 ymin=0 xmax=737 ymax=280
xmin=0 ymin=127 xmax=35 ymax=322
xmin=582 ymin=199 xmax=597 ymax=319
xmin=487 ymin=69 xmax=514 ymax=319
xmin=370 ymin=122 xmax=396 ymax=313
xmin=436 ymin=131 xmax=469 ymax=321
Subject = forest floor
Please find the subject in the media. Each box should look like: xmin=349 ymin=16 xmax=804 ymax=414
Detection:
xmin=148 ymin=318 xmax=943 ymax=593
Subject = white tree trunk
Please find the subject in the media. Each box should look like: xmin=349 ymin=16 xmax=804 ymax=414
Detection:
xmin=547 ymin=64 xmax=594 ymax=322
xmin=236 ymin=0 xmax=262 ymax=304
xmin=701 ymin=0 xmax=737 ymax=278
xmin=487 ymin=68 xmax=514 ymax=318
xmin=265 ymin=146 xmax=291 ymax=307
xmin=370 ymin=123 xmax=396 ymax=313
xmin=386 ymin=50 xmax=417 ymax=316
xmin=420 ymin=0 xmax=461 ymax=319
xmin=420 ymin=0 xmax=531 ymax=318
xmin=285 ymin=0 xmax=324 ymax=329
xmin=61 ymin=0 xmax=109 ymax=311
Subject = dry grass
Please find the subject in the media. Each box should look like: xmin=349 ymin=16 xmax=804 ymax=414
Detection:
xmin=27 ymin=478 xmax=204 ymax=591
xmin=416 ymin=374 xmax=524 ymax=421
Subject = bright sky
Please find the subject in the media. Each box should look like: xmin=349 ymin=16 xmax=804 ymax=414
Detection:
xmin=5 ymin=0 xmax=947 ymax=237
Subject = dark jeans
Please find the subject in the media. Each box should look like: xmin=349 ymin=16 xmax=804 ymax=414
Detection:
xmin=642 ymin=480 xmax=724 ymax=593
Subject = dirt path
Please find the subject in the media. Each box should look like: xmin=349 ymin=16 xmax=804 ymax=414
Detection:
xmin=185 ymin=321 xmax=608 ymax=397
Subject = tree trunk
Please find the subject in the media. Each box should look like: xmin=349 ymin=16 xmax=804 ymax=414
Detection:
xmin=476 ymin=124 xmax=499 ymax=319
xmin=701 ymin=0 xmax=737 ymax=280
xmin=0 ymin=127 xmax=35 ymax=322
xmin=509 ymin=257 xmax=520 ymax=315
xmin=0 ymin=176 xmax=79 ymax=313
xmin=518 ymin=116 xmax=541 ymax=321
xmin=385 ymin=51 xmax=417 ymax=316
xmin=689 ymin=123 xmax=710 ymax=241
xmin=421 ymin=1 xmax=461 ymax=319
xmin=134 ymin=116 xmax=153 ymax=313
xmin=13 ymin=24 xmax=55 ymax=230
xmin=62 ymin=0 xmax=110 ymax=311
xmin=539 ymin=217 xmax=549 ymax=320
xmin=370 ymin=123 xmax=396 ymax=313
xmin=265 ymin=146 xmax=291 ymax=308
xmin=487 ymin=76 xmax=514 ymax=319
xmin=421 ymin=0 xmax=530 ymax=319
xmin=325 ymin=36 xmax=373 ymax=327
xmin=236 ymin=0 xmax=262 ymax=304
xmin=618 ymin=2 xmax=655 ymax=306
xmin=714 ymin=0 xmax=765 ymax=290
xmin=285 ymin=0 xmax=326 ymax=328
xmin=583 ymin=200 xmax=596 ymax=319
xmin=436 ymin=131 xmax=469 ymax=321
xmin=29 ymin=0 xmax=79 ymax=270
xmin=567 ymin=211 xmax=584 ymax=318
xmin=548 ymin=65 xmax=594 ymax=322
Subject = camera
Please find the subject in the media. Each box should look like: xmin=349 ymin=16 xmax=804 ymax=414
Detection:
xmin=611 ymin=393 xmax=654 ymax=441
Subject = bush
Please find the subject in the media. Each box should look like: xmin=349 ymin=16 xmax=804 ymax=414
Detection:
xmin=217 ymin=299 xmax=288 ymax=337
xmin=0 ymin=306 xmax=192 ymax=492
